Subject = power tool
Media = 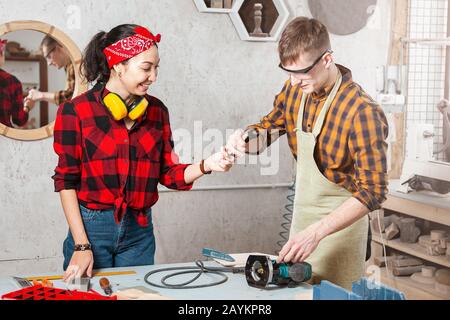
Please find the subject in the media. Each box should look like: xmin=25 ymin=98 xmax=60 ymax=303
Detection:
xmin=245 ymin=255 xmax=312 ymax=288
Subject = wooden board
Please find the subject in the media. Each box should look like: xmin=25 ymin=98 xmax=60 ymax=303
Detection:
xmin=388 ymin=112 xmax=405 ymax=179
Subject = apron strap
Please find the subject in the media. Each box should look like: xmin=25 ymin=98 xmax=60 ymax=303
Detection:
xmin=295 ymin=93 xmax=308 ymax=133
xmin=312 ymin=72 xmax=342 ymax=138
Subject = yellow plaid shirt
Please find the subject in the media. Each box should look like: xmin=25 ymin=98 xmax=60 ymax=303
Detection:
xmin=54 ymin=63 xmax=75 ymax=105
xmin=247 ymin=64 xmax=389 ymax=211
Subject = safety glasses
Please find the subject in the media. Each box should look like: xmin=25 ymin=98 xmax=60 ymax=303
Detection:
xmin=279 ymin=49 xmax=333 ymax=74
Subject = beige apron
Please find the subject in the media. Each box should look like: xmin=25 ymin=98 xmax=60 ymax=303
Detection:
xmin=290 ymin=72 xmax=368 ymax=290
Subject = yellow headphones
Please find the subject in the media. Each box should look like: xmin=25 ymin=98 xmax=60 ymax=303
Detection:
xmin=103 ymin=92 xmax=149 ymax=121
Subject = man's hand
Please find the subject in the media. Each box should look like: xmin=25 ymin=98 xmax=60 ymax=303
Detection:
xmin=204 ymin=146 xmax=235 ymax=172
xmin=63 ymin=251 xmax=94 ymax=283
xmin=23 ymin=98 xmax=36 ymax=113
xmin=226 ymin=129 xmax=247 ymax=158
xmin=277 ymin=223 xmax=325 ymax=264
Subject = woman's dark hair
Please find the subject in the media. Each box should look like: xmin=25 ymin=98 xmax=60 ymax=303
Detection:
xmin=80 ymin=24 xmax=139 ymax=84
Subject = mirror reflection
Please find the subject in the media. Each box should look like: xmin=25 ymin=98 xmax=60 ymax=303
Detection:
xmin=0 ymin=30 xmax=75 ymax=129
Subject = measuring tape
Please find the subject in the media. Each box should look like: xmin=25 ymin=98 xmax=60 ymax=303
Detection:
xmin=26 ymin=270 xmax=137 ymax=281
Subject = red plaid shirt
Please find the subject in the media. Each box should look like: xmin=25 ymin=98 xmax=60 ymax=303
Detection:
xmin=0 ymin=68 xmax=28 ymax=127
xmin=52 ymin=83 xmax=193 ymax=226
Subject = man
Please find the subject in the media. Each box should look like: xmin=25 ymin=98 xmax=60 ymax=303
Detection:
xmin=227 ymin=17 xmax=388 ymax=289
xmin=24 ymin=35 xmax=75 ymax=108
xmin=0 ymin=38 xmax=29 ymax=127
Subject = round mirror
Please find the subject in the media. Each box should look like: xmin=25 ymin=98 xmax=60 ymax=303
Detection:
xmin=0 ymin=21 xmax=87 ymax=141
xmin=308 ymin=0 xmax=378 ymax=36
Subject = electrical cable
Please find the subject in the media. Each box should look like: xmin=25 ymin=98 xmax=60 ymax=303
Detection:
xmin=276 ymin=182 xmax=295 ymax=254
xmin=144 ymin=260 xmax=244 ymax=289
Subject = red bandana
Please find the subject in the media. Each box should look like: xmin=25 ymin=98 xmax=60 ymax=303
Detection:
xmin=0 ymin=39 xmax=7 ymax=52
xmin=103 ymin=26 xmax=161 ymax=69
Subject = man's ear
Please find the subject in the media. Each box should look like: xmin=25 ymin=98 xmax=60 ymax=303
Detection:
xmin=323 ymin=53 xmax=334 ymax=70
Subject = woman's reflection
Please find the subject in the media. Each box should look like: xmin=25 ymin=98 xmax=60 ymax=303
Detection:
xmin=0 ymin=38 xmax=29 ymax=127
xmin=24 ymin=36 xmax=75 ymax=108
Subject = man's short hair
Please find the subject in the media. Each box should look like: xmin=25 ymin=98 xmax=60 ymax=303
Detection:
xmin=278 ymin=17 xmax=331 ymax=66
xmin=40 ymin=35 xmax=60 ymax=52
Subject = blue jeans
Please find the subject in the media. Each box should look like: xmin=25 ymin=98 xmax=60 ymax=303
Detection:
xmin=63 ymin=205 xmax=155 ymax=270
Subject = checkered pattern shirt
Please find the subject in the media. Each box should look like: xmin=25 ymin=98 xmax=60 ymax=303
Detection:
xmin=0 ymin=68 xmax=28 ymax=127
xmin=52 ymin=83 xmax=193 ymax=226
xmin=247 ymin=65 xmax=389 ymax=211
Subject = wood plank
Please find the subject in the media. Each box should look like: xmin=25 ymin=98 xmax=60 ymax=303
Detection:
xmin=387 ymin=113 xmax=405 ymax=179
xmin=383 ymin=195 xmax=450 ymax=226
xmin=25 ymin=270 xmax=137 ymax=281
xmin=379 ymin=268 xmax=445 ymax=300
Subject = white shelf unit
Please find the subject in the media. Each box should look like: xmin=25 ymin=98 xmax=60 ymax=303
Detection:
xmin=193 ymin=0 xmax=238 ymax=14
xmin=369 ymin=181 xmax=450 ymax=299
xmin=229 ymin=0 xmax=290 ymax=42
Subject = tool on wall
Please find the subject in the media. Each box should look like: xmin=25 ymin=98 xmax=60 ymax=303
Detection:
xmin=398 ymin=112 xmax=450 ymax=195
xmin=245 ymin=255 xmax=312 ymax=288
xmin=435 ymin=99 xmax=450 ymax=160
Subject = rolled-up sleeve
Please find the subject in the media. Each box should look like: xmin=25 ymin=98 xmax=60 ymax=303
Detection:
xmin=349 ymin=104 xmax=389 ymax=211
xmin=158 ymin=108 xmax=193 ymax=191
xmin=52 ymin=101 xmax=82 ymax=191
xmin=245 ymin=80 xmax=289 ymax=154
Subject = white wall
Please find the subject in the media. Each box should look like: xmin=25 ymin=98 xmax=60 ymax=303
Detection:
xmin=0 ymin=0 xmax=391 ymax=276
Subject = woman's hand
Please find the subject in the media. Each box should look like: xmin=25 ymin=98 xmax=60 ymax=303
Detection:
xmin=26 ymin=89 xmax=44 ymax=102
xmin=63 ymin=250 xmax=94 ymax=282
xmin=204 ymin=146 xmax=235 ymax=173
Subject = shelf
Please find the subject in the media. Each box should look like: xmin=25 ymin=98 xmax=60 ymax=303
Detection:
xmin=385 ymin=180 xmax=450 ymax=226
xmin=375 ymin=180 xmax=450 ymax=299
xmin=372 ymin=234 xmax=450 ymax=268
xmin=229 ymin=0 xmax=290 ymax=42
xmin=378 ymin=267 xmax=447 ymax=300
xmin=193 ymin=0 xmax=237 ymax=13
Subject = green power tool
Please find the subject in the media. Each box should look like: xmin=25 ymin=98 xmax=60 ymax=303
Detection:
xmin=245 ymin=255 xmax=312 ymax=288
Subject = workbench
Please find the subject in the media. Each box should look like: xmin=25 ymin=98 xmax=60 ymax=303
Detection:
xmin=0 ymin=261 xmax=314 ymax=300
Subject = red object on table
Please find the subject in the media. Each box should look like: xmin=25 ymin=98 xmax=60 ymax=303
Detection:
xmin=1 ymin=285 xmax=117 ymax=300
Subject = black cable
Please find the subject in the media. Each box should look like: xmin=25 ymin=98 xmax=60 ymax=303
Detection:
xmin=144 ymin=260 xmax=244 ymax=289
xmin=276 ymin=182 xmax=295 ymax=254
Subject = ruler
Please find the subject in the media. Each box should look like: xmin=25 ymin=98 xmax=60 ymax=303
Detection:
xmin=26 ymin=270 xmax=137 ymax=281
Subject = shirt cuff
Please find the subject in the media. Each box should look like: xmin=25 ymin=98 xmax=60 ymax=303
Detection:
xmin=352 ymin=188 xmax=384 ymax=212
xmin=52 ymin=173 xmax=80 ymax=192
xmin=162 ymin=164 xmax=194 ymax=191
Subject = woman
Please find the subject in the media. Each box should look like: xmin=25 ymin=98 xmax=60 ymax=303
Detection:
xmin=52 ymin=24 xmax=234 ymax=282
xmin=0 ymin=38 xmax=29 ymax=127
